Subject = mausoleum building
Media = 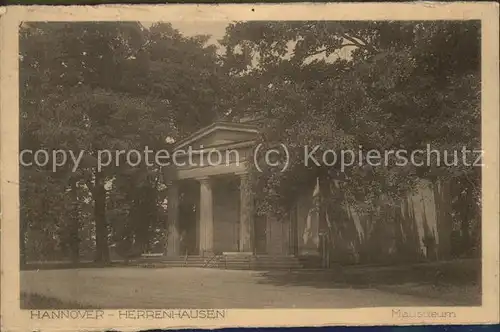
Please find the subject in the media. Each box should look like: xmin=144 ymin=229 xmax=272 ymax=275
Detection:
xmin=163 ymin=120 xmax=323 ymax=261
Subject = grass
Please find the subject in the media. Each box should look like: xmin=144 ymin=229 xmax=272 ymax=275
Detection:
xmin=21 ymin=260 xmax=131 ymax=271
xmin=21 ymin=292 xmax=95 ymax=309
xmin=259 ymin=258 xmax=482 ymax=305
xmin=340 ymin=258 xmax=480 ymax=285
xmin=20 ymin=259 xmax=481 ymax=308
xmin=376 ymin=283 xmax=481 ymax=305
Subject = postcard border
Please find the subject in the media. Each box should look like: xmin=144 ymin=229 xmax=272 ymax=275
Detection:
xmin=1 ymin=3 xmax=499 ymax=331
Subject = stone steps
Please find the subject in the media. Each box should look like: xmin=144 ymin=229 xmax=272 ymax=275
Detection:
xmin=297 ymin=255 xmax=324 ymax=269
xmin=137 ymin=254 xmax=309 ymax=270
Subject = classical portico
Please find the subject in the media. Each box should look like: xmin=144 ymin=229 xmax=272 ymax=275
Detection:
xmin=163 ymin=121 xmax=325 ymax=263
xmin=164 ymin=121 xmax=260 ymax=257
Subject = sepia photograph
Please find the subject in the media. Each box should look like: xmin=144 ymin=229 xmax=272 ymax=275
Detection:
xmin=1 ymin=3 xmax=499 ymax=330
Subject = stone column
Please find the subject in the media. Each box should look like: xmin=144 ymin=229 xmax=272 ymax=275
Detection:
xmin=198 ymin=177 xmax=214 ymax=256
xmin=239 ymin=173 xmax=254 ymax=252
xmin=166 ymin=181 xmax=180 ymax=257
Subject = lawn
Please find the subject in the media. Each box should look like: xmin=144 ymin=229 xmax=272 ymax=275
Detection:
xmin=20 ymin=260 xmax=480 ymax=309
xmin=21 ymin=293 xmax=96 ymax=309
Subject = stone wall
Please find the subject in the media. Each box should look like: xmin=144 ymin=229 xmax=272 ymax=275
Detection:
xmin=266 ymin=216 xmax=291 ymax=255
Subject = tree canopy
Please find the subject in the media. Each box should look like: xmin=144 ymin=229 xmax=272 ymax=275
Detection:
xmin=20 ymin=22 xmax=226 ymax=263
xmin=19 ymin=20 xmax=481 ymax=264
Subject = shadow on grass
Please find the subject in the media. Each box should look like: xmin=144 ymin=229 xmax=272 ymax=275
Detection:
xmin=255 ymin=259 xmax=482 ymax=306
xmin=21 ymin=292 xmax=97 ymax=309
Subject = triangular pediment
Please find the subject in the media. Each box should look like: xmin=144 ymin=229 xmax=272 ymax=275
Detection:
xmin=174 ymin=121 xmax=259 ymax=151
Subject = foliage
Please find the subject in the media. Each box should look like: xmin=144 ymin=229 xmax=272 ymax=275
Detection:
xmin=20 ymin=22 xmax=225 ymax=263
xmin=20 ymin=20 xmax=481 ymax=264
xmin=222 ymin=21 xmax=481 ymax=262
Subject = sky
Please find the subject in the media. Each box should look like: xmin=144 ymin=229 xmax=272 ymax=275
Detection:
xmin=142 ymin=21 xmax=230 ymax=47
xmin=142 ymin=21 xmax=354 ymax=61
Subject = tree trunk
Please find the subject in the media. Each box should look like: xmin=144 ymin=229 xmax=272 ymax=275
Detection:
xmin=69 ymin=179 xmax=80 ymax=265
xmin=93 ymin=171 xmax=110 ymax=263
xmin=434 ymin=180 xmax=452 ymax=260
xmin=460 ymin=182 xmax=472 ymax=256
xmin=20 ymin=219 xmax=27 ymax=267
xmin=134 ymin=190 xmax=151 ymax=254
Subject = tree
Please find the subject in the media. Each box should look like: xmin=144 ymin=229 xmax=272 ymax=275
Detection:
xmin=20 ymin=22 xmax=226 ymax=263
xmin=221 ymin=21 xmax=481 ymax=263
xmin=20 ymin=22 xmax=154 ymax=263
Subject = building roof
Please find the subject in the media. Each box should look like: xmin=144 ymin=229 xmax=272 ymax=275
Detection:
xmin=173 ymin=121 xmax=259 ymax=151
